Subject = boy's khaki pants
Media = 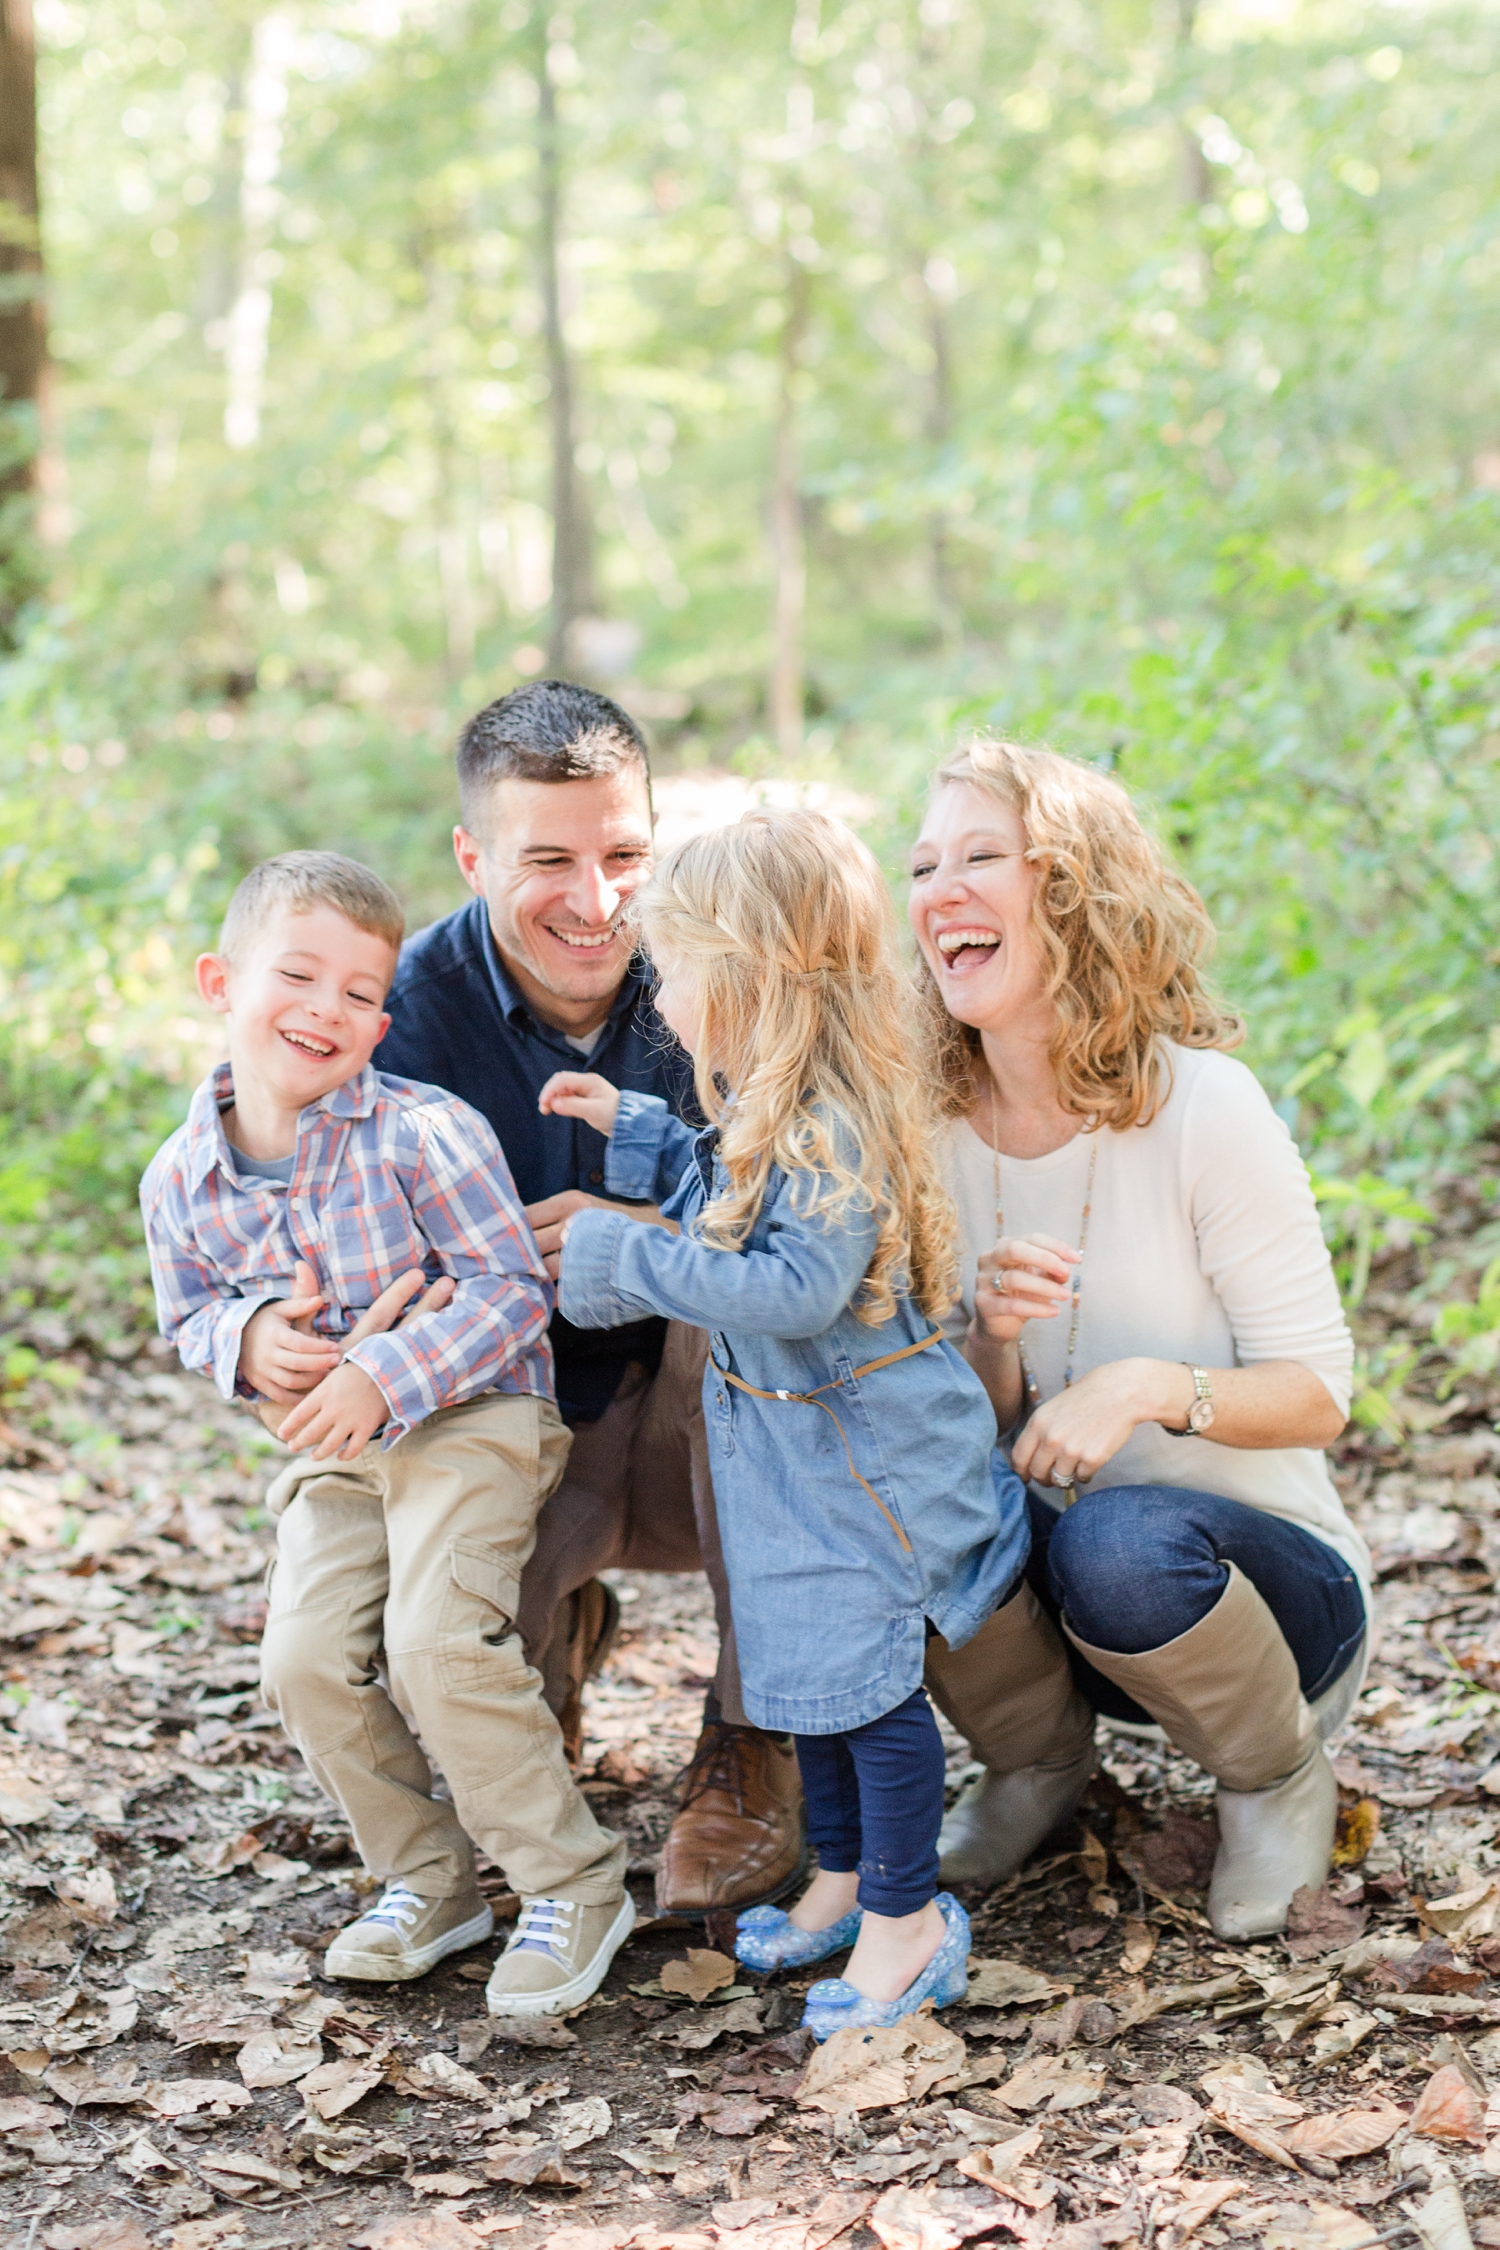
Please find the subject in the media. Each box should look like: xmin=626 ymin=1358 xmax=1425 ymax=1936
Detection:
xmin=259 ymin=1392 xmax=626 ymax=1906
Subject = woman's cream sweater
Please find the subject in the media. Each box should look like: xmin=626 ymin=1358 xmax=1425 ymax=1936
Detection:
xmin=941 ymin=1041 xmax=1371 ymax=1603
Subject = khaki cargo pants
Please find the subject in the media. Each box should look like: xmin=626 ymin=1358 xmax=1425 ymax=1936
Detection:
xmin=259 ymin=1392 xmax=626 ymax=1905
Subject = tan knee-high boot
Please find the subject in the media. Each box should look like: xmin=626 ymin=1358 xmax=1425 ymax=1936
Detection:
xmin=1064 ymin=1563 xmax=1337 ymax=1940
xmin=925 ymin=1583 xmax=1096 ymax=1887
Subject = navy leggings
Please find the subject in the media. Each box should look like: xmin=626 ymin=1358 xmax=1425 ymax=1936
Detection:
xmin=793 ymin=1686 xmax=946 ymax=1916
xmin=1028 ymin=1485 xmax=1368 ymax=1725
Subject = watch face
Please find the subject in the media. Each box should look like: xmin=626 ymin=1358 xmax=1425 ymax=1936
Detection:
xmin=1189 ymin=1399 xmax=1214 ymax=1432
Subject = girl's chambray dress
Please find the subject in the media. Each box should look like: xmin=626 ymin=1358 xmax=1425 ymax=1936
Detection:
xmin=558 ymin=1093 xmax=1030 ymax=1736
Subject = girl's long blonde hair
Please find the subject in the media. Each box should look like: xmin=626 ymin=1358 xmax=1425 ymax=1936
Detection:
xmin=637 ymin=808 xmax=957 ymax=1326
xmin=920 ymin=737 xmax=1243 ymax=1129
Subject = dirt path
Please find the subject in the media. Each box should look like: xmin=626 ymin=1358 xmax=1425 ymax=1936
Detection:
xmin=4 ymin=1341 xmax=1500 ymax=2250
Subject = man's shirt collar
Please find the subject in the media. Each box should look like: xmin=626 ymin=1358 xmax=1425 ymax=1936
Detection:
xmin=475 ymin=901 xmax=654 ymax=1044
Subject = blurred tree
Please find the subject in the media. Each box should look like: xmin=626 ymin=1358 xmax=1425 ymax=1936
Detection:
xmin=0 ymin=0 xmax=43 ymax=623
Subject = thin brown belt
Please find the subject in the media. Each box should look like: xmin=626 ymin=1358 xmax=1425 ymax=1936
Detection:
xmin=709 ymin=1328 xmax=944 ymax=1555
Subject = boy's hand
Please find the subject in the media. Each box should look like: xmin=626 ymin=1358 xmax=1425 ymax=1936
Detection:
xmin=239 ymin=1260 xmax=340 ymax=1401
xmin=278 ymin=1362 xmax=390 ymax=1461
xmin=538 ymin=1071 xmax=621 ymax=1138
xmin=972 ymin=1234 xmax=1078 ymax=1344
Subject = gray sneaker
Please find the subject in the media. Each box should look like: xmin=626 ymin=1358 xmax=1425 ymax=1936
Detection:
xmin=324 ymin=1881 xmax=493 ymax=1983
xmin=485 ymin=1892 xmax=636 ymax=2017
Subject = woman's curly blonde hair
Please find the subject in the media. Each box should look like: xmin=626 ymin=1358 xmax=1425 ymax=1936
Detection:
xmin=637 ymin=808 xmax=958 ymax=1326
xmin=919 ymin=737 xmax=1243 ymax=1129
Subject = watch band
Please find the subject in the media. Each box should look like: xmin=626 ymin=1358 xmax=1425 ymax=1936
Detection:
xmin=1166 ymin=1363 xmax=1214 ymax=1435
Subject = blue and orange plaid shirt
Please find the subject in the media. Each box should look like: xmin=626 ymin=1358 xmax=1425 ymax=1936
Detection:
xmin=140 ymin=1062 xmax=554 ymax=1444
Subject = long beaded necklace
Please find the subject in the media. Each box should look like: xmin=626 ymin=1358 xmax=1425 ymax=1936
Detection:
xmin=989 ymin=1079 xmax=1097 ymax=1504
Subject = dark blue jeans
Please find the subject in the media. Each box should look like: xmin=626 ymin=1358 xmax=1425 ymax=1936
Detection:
xmin=1029 ymin=1486 xmax=1368 ymax=1727
xmin=793 ymin=1686 xmax=946 ymax=1916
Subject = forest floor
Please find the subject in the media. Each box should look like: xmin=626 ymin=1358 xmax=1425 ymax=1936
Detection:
xmin=7 ymin=1226 xmax=1500 ymax=2250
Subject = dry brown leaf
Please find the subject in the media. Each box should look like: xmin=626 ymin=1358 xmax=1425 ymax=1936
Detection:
xmin=660 ymin=1947 xmax=737 ymax=2002
xmin=1165 ymin=2180 xmax=1241 ymax=2240
xmin=42 ymin=2058 xmax=141 ymax=2105
xmin=1206 ymin=2080 xmax=1306 ymax=2173
xmin=1120 ymin=1919 xmax=1158 ymax=1977
xmin=1285 ymin=1884 xmax=1369 ymax=1959
xmin=712 ymin=2203 xmax=782 ymax=2231
xmin=1406 ymin=2152 xmax=1476 ymax=2250
xmin=398 ymin=2050 xmax=491 ymax=2102
xmin=295 ymin=2120 xmax=408 ymax=2174
xmin=1078 ymin=1827 xmax=1118 ymax=1918
xmin=1260 ymin=2200 xmax=1380 ymax=2249
xmin=1281 ymin=2101 xmax=1408 ymax=2163
xmin=652 ymin=1994 xmax=765 ymax=2050
xmin=142 ymin=2077 xmax=254 ymax=2118
xmin=995 ymin=2052 xmax=1106 ymax=2113
xmin=236 ymin=2023 xmax=324 ymax=2089
xmin=1410 ymin=2064 xmax=1486 ymax=2146
xmin=678 ymin=2089 xmax=776 ymax=2135
xmin=1421 ymin=1881 xmax=1500 ymax=1946
xmin=962 ymin=1958 xmax=1072 ymax=2011
xmin=299 ymin=2053 xmax=388 ymax=2119
xmin=0 ymin=2094 xmax=58 ymax=2130
xmin=351 ymin=2217 xmax=482 ymax=2250
xmin=482 ymin=2140 xmax=588 ymax=2187
xmin=162 ymin=1996 xmax=275 ymax=2049
xmin=1118 ymin=1970 xmax=1246 ymax=2028
xmin=485 ymin=2014 xmax=578 ymax=2049
xmin=411 ymin=2174 xmax=486 ymax=2198
xmin=39 ymin=2220 xmax=155 ymax=2250
xmin=196 ymin=2148 xmax=304 ymax=2193
xmin=55 ymin=1867 xmax=118 ymax=1924
xmin=796 ymin=2015 xmax=967 ymax=2115
xmin=867 ymin=2185 xmax=1014 ymax=2250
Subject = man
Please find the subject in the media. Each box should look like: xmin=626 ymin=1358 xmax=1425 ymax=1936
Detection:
xmin=375 ymin=679 xmax=805 ymax=1917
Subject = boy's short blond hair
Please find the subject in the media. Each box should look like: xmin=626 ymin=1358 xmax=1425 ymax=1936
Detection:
xmin=219 ymin=851 xmax=405 ymax=964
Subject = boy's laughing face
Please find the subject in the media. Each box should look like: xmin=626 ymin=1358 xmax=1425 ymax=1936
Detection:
xmin=196 ymin=904 xmax=395 ymax=1114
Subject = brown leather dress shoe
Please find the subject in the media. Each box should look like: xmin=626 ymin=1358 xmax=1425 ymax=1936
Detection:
xmin=655 ymin=1722 xmax=807 ymax=1915
xmin=559 ymin=1578 xmax=621 ymax=1769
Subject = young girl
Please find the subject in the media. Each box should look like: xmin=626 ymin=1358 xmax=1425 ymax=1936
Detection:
xmin=540 ymin=809 xmax=1030 ymax=2037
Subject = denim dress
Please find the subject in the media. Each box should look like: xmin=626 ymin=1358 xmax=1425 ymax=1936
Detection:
xmin=558 ymin=1093 xmax=1029 ymax=1736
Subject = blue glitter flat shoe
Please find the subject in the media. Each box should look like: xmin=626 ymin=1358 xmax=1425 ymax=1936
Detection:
xmin=734 ymin=1901 xmax=863 ymax=1971
xmin=800 ymin=1892 xmax=971 ymax=2041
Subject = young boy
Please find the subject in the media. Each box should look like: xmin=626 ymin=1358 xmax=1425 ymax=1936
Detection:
xmin=140 ymin=851 xmax=633 ymax=2014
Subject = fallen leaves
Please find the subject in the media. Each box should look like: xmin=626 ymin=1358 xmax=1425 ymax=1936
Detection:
xmin=235 ymin=2022 xmax=324 ymax=2088
xmin=299 ymin=2053 xmax=390 ymax=2119
xmin=867 ymin=2186 xmax=1014 ymax=2250
xmin=962 ymin=1959 xmax=1072 ymax=2012
xmin=1409 ymin=2064 xmax=1487 ymax=2145
xmin=993 ymin=2052 xmax=1106 ymax=2113
xmin=795 ymin=2016 xmax=967 ymax=2116
xmin=1281 ymin=2101 xmax=1408 ymax=2162
xmin=651 ymin=1995 xmax=765 ymax=2049
xmin=141 ymin=2077 xmax=254 ymax=2118
xmin=1420 ymin=1880 xmax=1500 ymax=1946
xmin=1284 ymin=1884 xmax=1369 ymax=1959
xmin=660 ymin=1947 xmax=737 ymax=2002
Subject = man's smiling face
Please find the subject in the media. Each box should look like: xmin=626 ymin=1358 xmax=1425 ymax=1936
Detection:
xmin=454 ymin=767 xmax=654 ymax=1034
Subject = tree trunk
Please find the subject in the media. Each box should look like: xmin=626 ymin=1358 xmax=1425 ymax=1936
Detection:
xmin=925 ymin=279 xmax=957 ymax=642
xmin=224 ymin=13 xmax=294 ymax=451
xmin=538 ymin=34 xmax=593 ymax=672
xmin=768 ymin=255 xmax=809 ymax=760
xmin=0 ymin=0 xmax=44 ymax=609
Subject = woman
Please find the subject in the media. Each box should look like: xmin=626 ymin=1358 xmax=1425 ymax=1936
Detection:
xmin=912 ymin=738 xmax=1368 ymax=1941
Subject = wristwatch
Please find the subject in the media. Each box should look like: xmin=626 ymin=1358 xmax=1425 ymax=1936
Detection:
xmin=1167 ymin=1364 xmax=1215 ymax=1435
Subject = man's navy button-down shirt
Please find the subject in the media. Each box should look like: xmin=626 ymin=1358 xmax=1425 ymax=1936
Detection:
xmin=374 ymin=895 xmax=698 ymax=1424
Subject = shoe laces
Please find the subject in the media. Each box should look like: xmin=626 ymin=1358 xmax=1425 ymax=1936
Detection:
xmin=507 ymin=1895 xmax=578 ymax=1959
xmin=677 ymin=1722 xmax=757 ymax=1816
xmin=363 ymin=1882 xmax=423 ymax=1931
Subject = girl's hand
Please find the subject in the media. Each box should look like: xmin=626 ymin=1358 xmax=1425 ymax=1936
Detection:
xmin=538 ymin=1071 xmax=622 ymax=1138
xmin=973 ymin=1233 xmax=1078 ymax=1344
xmin=1011 ymin=1358 xmax=1163 ymax=1490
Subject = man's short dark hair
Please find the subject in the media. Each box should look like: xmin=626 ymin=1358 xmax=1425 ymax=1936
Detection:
xmin=456 ymin=680 xmax=650 ymax=837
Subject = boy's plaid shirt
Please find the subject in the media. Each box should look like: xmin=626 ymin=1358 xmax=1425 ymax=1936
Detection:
xmin=140 ymin=1062 xmax=555 ymax=1444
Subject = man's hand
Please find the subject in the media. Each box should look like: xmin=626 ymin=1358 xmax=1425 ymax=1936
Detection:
xmin=525 ymin=1188 xmax=667 ymax=1279
xmin=538 ymin=1070 xmax=622 ymax=1137
xmin=239 ymin=1260 xmax=340 ymax=1402
xmin=278 ymin=1361 xmax=390 ymax=1461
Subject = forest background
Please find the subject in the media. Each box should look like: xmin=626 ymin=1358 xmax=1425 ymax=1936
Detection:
xmin=2 ymin=0 xmax=1499 ymax=1420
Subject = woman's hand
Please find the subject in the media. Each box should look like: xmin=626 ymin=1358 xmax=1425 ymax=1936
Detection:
xmin=973 ymin=1233 xmax=1078 ymax=1344
xmin=538 ymin=1071 xmax=622 ymax=1137
xmin=1012 ymin=1358 xmax=1172 ymax=1490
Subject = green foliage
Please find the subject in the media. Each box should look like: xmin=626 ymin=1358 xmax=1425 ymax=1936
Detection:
xmin=4 ymin=0 xmax=1500 ymax=1342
